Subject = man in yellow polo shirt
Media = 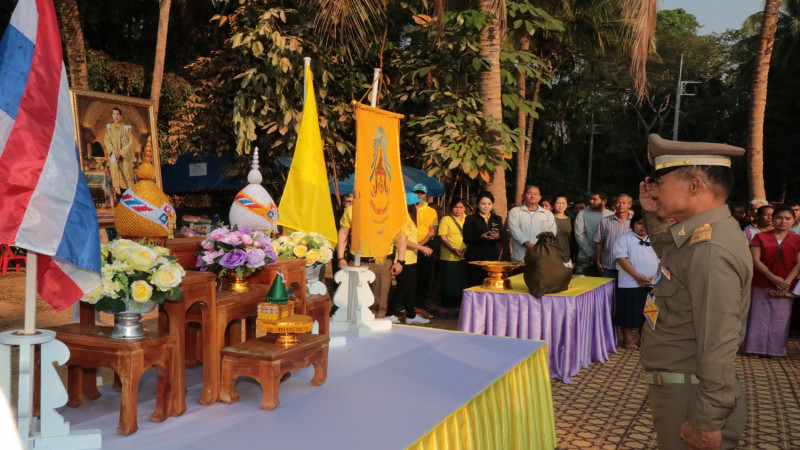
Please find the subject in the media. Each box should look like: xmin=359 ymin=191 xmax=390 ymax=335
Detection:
xmin=413 ymin=183 xmax=439 ymax=310
xmin=336 ymin=205 xmax=407 ymax=318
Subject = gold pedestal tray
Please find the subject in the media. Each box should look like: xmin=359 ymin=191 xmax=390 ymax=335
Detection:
xmin=469 ymin=261 xmax=524 ymax=290
xmin=257 ymin=314 xmax=313 ymax=347
xmin=222 ymin=272 xmax=251 ymax=292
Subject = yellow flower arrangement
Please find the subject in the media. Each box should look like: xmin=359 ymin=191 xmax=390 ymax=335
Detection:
xmin=273 ymin=232 xmax=334 ymax=267
xmin=81 ymin=238 xmax=184 ymax=313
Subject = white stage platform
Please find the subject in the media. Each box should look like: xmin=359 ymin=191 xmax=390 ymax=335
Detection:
xmin=59 ymin=326 xmax=553 ymax=449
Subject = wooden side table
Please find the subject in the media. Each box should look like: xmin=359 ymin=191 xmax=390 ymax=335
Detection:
xmin=305 ymin=294 xmax=332 ymax=336
xmin=165 ymin=237 xmax=204 ymax=270
xmin=219 ymin=333 xmax=329 ymax=410
xmin=158 ymin=270 xmax=217 ymax=409
xmin=251 ymin=258 xmax=331 ymax=335
xmin=185 ymin=284 xmax=269 ymax=403
xmin=47 ymin=323 xmax=175 ymax=435
xmin=251 ymin=257 xmax=307 ymax=305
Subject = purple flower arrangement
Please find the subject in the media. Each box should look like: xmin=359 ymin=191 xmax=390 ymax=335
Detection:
xmin=196 ymin=224 xmax=277 ymax=280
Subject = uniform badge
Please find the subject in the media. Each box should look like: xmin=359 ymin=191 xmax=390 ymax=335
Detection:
xmin=678 ymin=225 xmax=686 ymax=236
xmin=690 ymin=223 xmax=712 ymax=245
xmin=660 ymin=266 xmax=672 ymax=281
xmin=644 ymin=290 xmax=659 ymax=330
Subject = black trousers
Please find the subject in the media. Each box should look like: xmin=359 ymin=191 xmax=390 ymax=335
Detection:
xmin=389 ymin=264 xmax=418 ymax=318
xmin=416 ymin=248 xmax=437 ymax=306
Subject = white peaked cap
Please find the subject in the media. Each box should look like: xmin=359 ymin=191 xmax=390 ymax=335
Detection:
xmin=229 ymin=147 xmax=279 ymax=232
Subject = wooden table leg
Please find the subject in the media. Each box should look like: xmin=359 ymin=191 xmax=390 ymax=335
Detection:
xmin=218 ymin=357 xmax=238 ymax=405
xmin=150 ymin=349 xmax=172 ymax=423
xmin=160 ymin=303 xmax=187 ymax=416
xmin=198 ymin=302 xmax=219 ymax=405
xmin=245 ymin=316 xmax=257 ymax=341
xmin=311 ymin=346 xmax=328 ymax=386
xmin=258 ymin=362 xmax=280 ymax=411
xmin=117 ymin=365 xmax=142 ymax=435
xmin=66 ymin=365 xmax=84 ymax=407
xmin=83 ymin=367 xmax=102 ymax=400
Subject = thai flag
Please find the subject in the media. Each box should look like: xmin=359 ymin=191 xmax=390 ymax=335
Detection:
xmin=0 ymin=0 xmax=101 ymax=312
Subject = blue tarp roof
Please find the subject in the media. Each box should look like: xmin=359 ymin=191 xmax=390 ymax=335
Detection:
xmin=329 ymin=166 xmax=444 ymax=197
xmin=161 ymin=152 xmax=242 ymax=193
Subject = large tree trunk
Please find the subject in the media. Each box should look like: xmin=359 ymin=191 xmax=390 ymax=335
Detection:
xmin=55 ymin=0 xmax=88 ymax=90
xmin=151 ymin=0 xmax=172 ymax=118
xmin=478 ymin=0 xmax=508 ymax=217
xmin=513 ymin=32 xmax=530 ymax=207
xmin=746 ymin=0 xmax=781 ymax=201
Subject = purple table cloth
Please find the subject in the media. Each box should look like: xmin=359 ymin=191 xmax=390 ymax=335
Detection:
xmin=457 ymin=276 xmax=617 ymax=382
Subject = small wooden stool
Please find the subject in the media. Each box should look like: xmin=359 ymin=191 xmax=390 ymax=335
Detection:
xmin=47 ymin=323 xmax=175 ymax=435
xmin=219 ymin=333 xmax=329 ymax=410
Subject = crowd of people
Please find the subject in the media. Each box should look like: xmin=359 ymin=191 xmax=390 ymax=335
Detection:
xmin=333 ymin=181 xmax=800 ymax=359
xmin=328 ymin=136 xmax=790 ymax=448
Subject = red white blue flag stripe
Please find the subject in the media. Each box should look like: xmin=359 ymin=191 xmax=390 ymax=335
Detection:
xmin=0 ymin=0 xmax=101 ymax=312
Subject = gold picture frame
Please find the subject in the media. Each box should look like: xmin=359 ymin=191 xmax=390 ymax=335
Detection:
xmin=69 ymin=89 xmax=162 ymax=226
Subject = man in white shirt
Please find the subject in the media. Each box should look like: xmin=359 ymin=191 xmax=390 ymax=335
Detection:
xmin=507 ymin=185 xmax=557 ymax=262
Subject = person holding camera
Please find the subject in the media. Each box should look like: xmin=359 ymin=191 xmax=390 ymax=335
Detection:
xmin=463 ymin=191 xmax=506 ymax=287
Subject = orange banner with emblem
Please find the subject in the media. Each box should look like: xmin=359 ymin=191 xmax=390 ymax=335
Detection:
xmin=352 ymin=103 xmax=406 ymax=261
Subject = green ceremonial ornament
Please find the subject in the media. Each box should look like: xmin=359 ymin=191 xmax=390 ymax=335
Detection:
xmin=266 ymin=271 xmax=289 ymax=305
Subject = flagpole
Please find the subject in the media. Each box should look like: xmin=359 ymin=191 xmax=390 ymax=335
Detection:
xmin=24 ymin=252 xmax=37 ymax=335
xmin=303 ymin=57 xmax=311 ymax=102
xmin=369 ymin=68 xmax=380 ymax=107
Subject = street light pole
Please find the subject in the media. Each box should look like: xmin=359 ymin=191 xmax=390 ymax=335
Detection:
xmin=587 ymin=115 xmax=605 ymax=197
xmin=672 ymin=53 xmax=700 ymax=141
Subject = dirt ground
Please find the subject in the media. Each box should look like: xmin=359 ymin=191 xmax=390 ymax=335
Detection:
xmin=0 ymin=271 xmax=77 ymax=330
xmin=0 ymin=271 xmax=159 ymax=330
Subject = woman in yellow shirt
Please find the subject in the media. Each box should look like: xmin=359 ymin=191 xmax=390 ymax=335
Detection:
xmin=438 ymin=198 xmax=468 ymax=317
xmin=387 ymin=193 xmax=435 ymax=324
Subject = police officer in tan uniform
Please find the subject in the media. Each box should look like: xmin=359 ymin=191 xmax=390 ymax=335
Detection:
xmin=639 ymin=134 xmax=752 ymax=450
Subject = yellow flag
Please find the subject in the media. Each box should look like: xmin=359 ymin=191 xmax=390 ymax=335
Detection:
xmin=353 ymin=103 xmax=406 ymax=260
xmin=277 ymin=64 xmax=337 ymax=245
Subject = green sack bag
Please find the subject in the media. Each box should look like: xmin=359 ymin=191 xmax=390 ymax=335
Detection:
xmin=523 ymin=231 xmax=572 ymax=297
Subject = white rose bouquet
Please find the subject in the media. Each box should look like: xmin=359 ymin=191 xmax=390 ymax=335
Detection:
xmin=272 ymin=232 xmax=334 ymax=267
xmin=80 ymin=238 xmax=185 ymax=313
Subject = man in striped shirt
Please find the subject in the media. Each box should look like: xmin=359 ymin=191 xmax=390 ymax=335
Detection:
xmin=593 ymin=194 xmax=633 ymax=278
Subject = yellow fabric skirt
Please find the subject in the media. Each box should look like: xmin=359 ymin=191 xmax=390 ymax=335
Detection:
xmin=407 ymin=342 xmax=556 ymax=449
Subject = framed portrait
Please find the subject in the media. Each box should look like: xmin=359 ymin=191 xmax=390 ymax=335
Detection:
xmin=70 ymin=90 xmax=162 ymax=225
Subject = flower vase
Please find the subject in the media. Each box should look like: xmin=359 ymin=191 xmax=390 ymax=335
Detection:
xmin=111 ymin=298 xmax=156 ymax=339
xmin=305 ymin=264 xmax=327 ymax=296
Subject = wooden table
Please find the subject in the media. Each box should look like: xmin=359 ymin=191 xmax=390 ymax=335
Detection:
xmin=185 ymin=284 xmax=269 ymax=403
xmin=165 ymin=237 xmax=204 ymax=270
xmin=219 ymin=333 xmax=329 ymax=410
xmin=47 ymin=323 xmax=175 ymax=435
xmin=251 ymin=258 xmax=332 ymax=335
xmin=251 ymin=258 xmax=307 ymax=304
xmin=158 ymin=271 xmax=217 ymax=410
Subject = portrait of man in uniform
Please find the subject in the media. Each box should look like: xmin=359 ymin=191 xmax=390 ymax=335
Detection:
xmin=639 ymin=134 xmax=752 ymax=450
xmin=104 ymin=107 xmax=135 ymax=195
xmin=70 ymin=90 xmax=161 ymax=224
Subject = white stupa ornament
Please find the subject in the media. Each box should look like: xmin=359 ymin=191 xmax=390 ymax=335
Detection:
xmin=229 ymin=147 xmax=279 ymax=232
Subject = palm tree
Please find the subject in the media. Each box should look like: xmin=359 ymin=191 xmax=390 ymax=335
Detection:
xmin=478 ymin=0 xmax=509 ymax=216
xmin=151 ymin=0 xmax=173 ymax=118
xmin=511 ymin=0 xmax=620 ymax=205
xmin=55 ymin=0 xmax=89 ymax=90
xmin=623 ymin=0 xmax=781 ymax=201
xmin=746 ymin=0 xmax=781 ymax=201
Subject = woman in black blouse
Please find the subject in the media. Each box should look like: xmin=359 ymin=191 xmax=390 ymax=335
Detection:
xmin=463 ymin=191 xmax=506 ymax=287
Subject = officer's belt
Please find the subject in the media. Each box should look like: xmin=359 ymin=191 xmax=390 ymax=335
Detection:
xmin=642 ymin=371 xmax=699 ymax=385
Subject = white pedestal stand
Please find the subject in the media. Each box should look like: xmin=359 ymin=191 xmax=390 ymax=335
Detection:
xmin=0 ymin=329 xmax=101 ymax=449
xmin=330 ymin=265 xmax=392 ymax=345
